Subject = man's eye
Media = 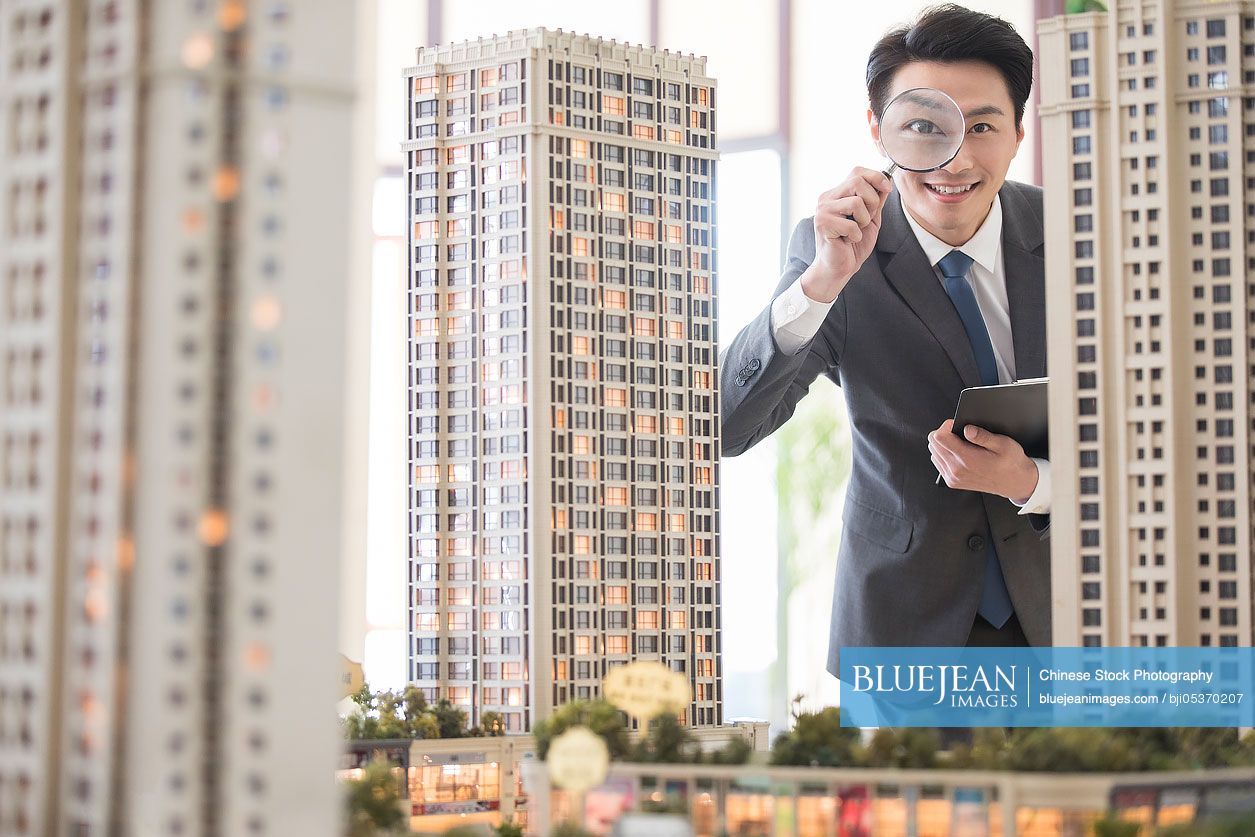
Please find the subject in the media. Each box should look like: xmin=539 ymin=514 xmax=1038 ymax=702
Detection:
xmin=970 ymin=122 xmax=993 ymax=134
xmin=905 ymin=119 xmax=941 ymax=135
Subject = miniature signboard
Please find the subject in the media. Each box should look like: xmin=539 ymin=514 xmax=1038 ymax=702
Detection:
xmin=602 ymin=660 xmax=692 ymax=721
xmin=547 ymin=726 xmax=610 ymax=793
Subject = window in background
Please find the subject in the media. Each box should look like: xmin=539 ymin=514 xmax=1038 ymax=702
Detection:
xmin=659 ymin=0 xmax=780 ymax=140
xmin=715 ymin=149 xmax=784 ymax=724
xmin=364 ymin=0 xmax=428 ymax=692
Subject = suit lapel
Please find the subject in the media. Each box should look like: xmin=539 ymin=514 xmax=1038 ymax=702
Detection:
xmin=877 ymin=189 xmax=984 ymax=389
xmin=1000 ymin=184 xmax=1046 ymax=381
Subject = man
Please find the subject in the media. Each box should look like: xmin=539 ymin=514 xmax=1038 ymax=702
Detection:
xmin=720 ymin=4 xmax=1050 ymax=676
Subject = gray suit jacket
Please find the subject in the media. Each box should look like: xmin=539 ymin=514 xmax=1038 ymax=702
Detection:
xmin=720 ymin=180 xmax=1050 ymax=676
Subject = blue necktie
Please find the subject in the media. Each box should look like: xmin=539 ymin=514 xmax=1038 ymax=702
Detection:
xmin=937 ymin=250 xmax=1015 ymax=629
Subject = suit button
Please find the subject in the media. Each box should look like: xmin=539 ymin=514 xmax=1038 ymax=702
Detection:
xmin=967 ymin=534 xmax=985 ymax=552
xmin=748 ymin=358 xmax=761 ymax=371
xmin=735 ymin=376 xmax=748 ymax=387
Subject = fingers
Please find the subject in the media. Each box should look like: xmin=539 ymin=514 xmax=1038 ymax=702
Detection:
xmin=816 ymin=196 xmax=873 ymax=237
xmin=962 ymin=424 xmax=1021 ymax=455
xmin=832 ymin=195 xmax=872 ymax=227
xmin=930 ymin=452 xmax=958 ymax=488
xmin=844 ymin=176 xmax=885 ymax=222
xmin=932 ymin=421 xmax=1000 ymax=458
xmin=851 ymin=166 xmax=894 ymax=195
xmin=928 ymin=421 xmax=967 ymax=458
xmin=962 ymin=423 xmax=987 ymax=448
xmin=819 ymin=168 xmax=891 ymax=201
xmin=929 ymin=419 xmax=1031 ymax=496
xmin=815 ymin=213 xmax=863 ymax=243
xmin=930 ymin=433 xmax=976 ymax=491
xmin=819 ymin=169 xmax=892 ymax=225
xmin=928 ymin=431 xmax=965 ymax=472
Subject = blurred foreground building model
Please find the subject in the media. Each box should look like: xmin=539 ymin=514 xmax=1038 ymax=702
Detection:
xmin=0 ymin=2 xmax=356 ymax=834
xmin=1039 ymin=2 xmax=1255 ymax=647
xmin=403 ymin=29 xmax=721 ymax=732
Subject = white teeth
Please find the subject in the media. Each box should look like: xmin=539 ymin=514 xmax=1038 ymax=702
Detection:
xmin=929 ymin=183 xmax=976 ymax=195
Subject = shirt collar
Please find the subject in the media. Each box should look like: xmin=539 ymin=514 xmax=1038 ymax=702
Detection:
xmin=901 ymin=193 xmax=1002 ymax=274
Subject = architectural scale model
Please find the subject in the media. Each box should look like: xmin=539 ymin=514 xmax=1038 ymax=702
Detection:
xmin=0 ymin=2 xmax=356 ymax=834
xmin=1039 ymin=2 xmax=1254 ymax=647
xmin=403 ymin=29 xmax=722 ymax=733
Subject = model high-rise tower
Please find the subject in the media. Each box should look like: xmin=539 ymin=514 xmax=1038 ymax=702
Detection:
xmin=1039 ymin=3 xmax=1254 ymax=647
xmin=0 ymin=2 xmax=356 ymax=835
xmin=403 ymin=29 xmax=720 ymax=732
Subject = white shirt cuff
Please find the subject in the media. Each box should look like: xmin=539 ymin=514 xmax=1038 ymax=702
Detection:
xmin=1010 ymin=458 xmax=1051 ymax=515
xmin=770 ymin=277 xmax=836 ymax=355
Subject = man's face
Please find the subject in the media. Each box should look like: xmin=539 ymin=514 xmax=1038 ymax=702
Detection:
xmin=869 ymin=60 xmax=1024 ymax=246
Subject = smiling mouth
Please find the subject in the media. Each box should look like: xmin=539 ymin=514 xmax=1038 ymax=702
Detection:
xmin=926 ymin=182 xmax=979 ymax=195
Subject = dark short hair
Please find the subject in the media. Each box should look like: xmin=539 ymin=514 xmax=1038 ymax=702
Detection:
xmin=866 ymin=4 xmax=1034 ymax=128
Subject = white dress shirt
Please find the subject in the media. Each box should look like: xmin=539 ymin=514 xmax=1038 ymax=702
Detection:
xmin=769 ymin=194 xmax=1051 ymax=514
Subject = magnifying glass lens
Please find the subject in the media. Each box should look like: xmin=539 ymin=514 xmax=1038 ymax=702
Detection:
xmin=880 ymin=87 xmax=965 ymax=173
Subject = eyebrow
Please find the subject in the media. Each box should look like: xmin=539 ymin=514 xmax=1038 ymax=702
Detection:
xmin=892 ymin=94 xmax=1006 ymax=119
xmin=900 ymin=91 xmax=948 ymax=111
xmin=964 ymin=104 xmax=1005 ymax=118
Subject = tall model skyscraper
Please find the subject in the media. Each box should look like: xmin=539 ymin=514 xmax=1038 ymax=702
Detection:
xmin=403 ymin=29 xmax=721 ymax=732
xmin=0 ymin=2 xmax=356 ymax=835
xmin=1039 ymin=3 xmax=1254 ymax=647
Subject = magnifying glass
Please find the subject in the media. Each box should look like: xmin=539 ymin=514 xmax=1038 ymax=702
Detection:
xmin=840 ymin=87 xmax=966 ymax=239
xmin=877 ymin=86 xmax=966 ymax=175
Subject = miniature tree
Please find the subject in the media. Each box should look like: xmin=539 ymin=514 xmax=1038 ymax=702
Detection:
xmin=343 ymin=756 xmax=406 ymax=837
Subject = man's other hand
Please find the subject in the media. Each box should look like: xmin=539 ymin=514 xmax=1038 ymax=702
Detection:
xmin=927 ymin=419 xmax=1038 ymax=502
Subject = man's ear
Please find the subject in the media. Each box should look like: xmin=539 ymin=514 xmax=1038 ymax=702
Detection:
xmin=868 ymin=108 xmax=882 ymax=150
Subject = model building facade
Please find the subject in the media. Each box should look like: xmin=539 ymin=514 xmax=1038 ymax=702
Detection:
xmin=1039 ymin=2 xmax=1254 ymax=647
xmin=403 ymin=29 xmax=721 ymax=732
xmin=0 ymin=2 xmax=355 ymax=835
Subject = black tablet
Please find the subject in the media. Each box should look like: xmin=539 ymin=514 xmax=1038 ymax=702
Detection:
xmin=951 ymin=377 xmax=1048 ymax=459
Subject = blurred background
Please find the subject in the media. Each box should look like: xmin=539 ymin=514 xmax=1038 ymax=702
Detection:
xmin=354 ymin=0 xmax=1040 ymax=735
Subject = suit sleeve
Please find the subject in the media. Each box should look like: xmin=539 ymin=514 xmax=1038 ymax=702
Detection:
xmin=720 ymin=218 xmax=846 ymax=457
